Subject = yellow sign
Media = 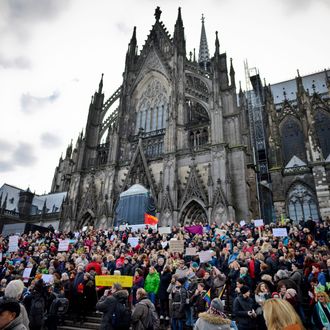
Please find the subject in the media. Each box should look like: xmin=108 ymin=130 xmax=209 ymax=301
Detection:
xmin=95 ymin=275 xmax=133 ymax=288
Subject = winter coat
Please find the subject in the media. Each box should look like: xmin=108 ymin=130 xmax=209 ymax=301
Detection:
xmin=3 ymin=314 xmax=27 ymax=330
xmin=144 ymin=272 xmax=160 ymax=294
xmin=96 ymin=290 xmax=129 ymax=330
xmin=158 ymin=271 xmax=172 ymax=300
xmin=131 ymin=297 xmax=155 ymax=330
xmin=171 ymin=286 xmax=187 ymax=319
xmin=233 ymin=294 xmax=256 ymax=330
xmin=195 ymin=312 xmax=232 ymax=330
xmin=191 ymin=290 xmax=207 ymax=317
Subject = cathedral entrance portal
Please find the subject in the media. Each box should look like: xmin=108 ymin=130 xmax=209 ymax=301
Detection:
xmin=180 ymin=200 xmax=208 ymax=225
xmin=78 ymin=209 xmax=95 ymax=229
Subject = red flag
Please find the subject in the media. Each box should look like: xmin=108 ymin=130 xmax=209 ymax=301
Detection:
xmin=144 ymin=213 xmax=158 ymax=225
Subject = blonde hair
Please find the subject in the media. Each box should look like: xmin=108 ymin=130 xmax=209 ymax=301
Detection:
xmin=263 ymin=299 xmax=304 ymax=330
xmin=316 ymin=291 xmax=329 ymax=303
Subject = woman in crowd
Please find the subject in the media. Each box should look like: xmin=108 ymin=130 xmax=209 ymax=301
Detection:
xmin=263 ymin=298 xmax=304 ymax=330
xmin=312 ymin=291 xmax=330 ymax=330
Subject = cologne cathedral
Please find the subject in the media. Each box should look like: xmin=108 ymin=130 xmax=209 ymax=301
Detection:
xmin=51 ymin=7 xmax=330 ymax=230
xmin=51 ymin=7 xmax=256 ymax=230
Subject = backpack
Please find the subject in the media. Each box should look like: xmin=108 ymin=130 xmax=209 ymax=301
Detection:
xmin=49 ymin=294 xmax=69 ymax=316
xmin=29 ymin=294 xmax=46 ymax=327
xmin=111 ymin=300 xmax=131 ymax=330
xmin=142 ymin=303 xmax=160 ymax=330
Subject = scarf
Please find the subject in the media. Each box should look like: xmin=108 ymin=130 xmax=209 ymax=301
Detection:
xmin=317 ymin=301 xmax=330 ymax=326
xmin=209 ymin=307 xmax=228 ymax=319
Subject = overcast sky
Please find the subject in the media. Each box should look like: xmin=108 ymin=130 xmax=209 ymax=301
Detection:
xmin=0 ymin=0 xmax=329 ymax=195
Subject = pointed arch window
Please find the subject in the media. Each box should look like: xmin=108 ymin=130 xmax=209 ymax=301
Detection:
xmin=314 ymin=110 xmax=330 ymax=159
xmin=135 ymin=79 xmax=169 ymax=133
xmin=280 ymin=117 xmax=306 ymax=165
xmin=287 ymin=183 xmax=319 ymax=222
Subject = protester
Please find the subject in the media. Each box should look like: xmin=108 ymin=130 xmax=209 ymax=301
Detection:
xmin=263 ymin=298 xmax=304 ymax=330
xmin=0 ymin=298 xmax=27 ymax=330
xmin=194 ymin=298 xmax=232 ymax=330
xmin=0 ymin=217 xmax=327 ymax=330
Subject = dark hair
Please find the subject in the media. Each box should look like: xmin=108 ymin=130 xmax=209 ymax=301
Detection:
xmin=0 ymin=298 xmax=20 ymax=317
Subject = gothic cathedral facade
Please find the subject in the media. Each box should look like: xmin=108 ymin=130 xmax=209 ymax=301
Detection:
xmin=51 ymin=8 xmax=256 ymax=230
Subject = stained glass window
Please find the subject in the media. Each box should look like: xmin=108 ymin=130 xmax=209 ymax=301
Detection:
xmin=287 ymin=183 xmax=319 ymax=222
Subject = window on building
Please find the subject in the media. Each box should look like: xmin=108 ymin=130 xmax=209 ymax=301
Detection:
xmin=135 ymin=79 xmax=169 ymax=134
xmin=287 ymin=183 xmax=319 ymax=222
xmin=314 ymin=111 xmax=330 ymax=159
xmin=280 ymin=117 xmax=307 ymax=165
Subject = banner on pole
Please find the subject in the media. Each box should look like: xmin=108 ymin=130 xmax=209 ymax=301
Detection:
xmin=95 ymin=275 xmax=133 ymax=287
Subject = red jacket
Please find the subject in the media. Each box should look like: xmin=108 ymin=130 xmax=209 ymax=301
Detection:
xmin=86 ymin=261 xmax=102 ymax=275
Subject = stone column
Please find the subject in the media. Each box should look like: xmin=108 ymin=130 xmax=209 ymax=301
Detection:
xmin=312 ymin=165 xmax=330 ymax=219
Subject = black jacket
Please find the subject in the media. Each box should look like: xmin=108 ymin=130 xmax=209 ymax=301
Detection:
xmin=96 ymin=290 xmax=129 ymax=330
xmin=158 ymin=271 xmax=172 ymax=300
xmin=233 ymin=294 xmax=256 ymax=330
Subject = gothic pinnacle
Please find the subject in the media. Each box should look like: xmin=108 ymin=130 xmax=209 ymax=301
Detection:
xmin=198 ymin=14 xmax=210 ymax=70
xmin=98 ymin=73 xmax=104 ymax=94
xmin=215 ymin=31 xmax=220 ymax=55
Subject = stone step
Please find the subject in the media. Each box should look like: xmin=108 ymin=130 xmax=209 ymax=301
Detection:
xmin=58 ymin=321 xmax=99 ymax=330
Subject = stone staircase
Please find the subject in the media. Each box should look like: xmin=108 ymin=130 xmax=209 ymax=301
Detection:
xmin=58 ymin=312 xmax=102 ymax=330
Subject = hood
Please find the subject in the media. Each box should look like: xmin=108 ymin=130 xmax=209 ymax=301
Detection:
xmin=138 ymin=298 xmax=154 ymax=308
xmin=4 ymin=314 xmax=24 ymax=330
xmin=113 ymin=289 xmax=129 ymax=302
xmin=198 ymin=312 xmax=231 ymax=325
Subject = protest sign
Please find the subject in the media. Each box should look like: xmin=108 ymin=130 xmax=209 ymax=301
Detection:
xmin=185 ymin=225 xmax=203 ymax=235
xmin=58 ymin=239 xmax=70 ymax=252
xmin=185 ymin=247 xmax=197 ymax=256
xmin=42 ymin=274 xmax=54 ymax=284
xmin=127 ymin=237 xmax=139 ymax=248
xmin=169 ymin=240 xmax=184 ymax=253
xmin=272 ymin=228 xmax=288 ymax=237
xmin=161 ymin=241 xmax=168 ymax=249
xmin=240 ymin=220 xmax=246 ymax=227
xmin=22 ymin=268 xmax=32 ymax=283
xmin=158 ymin=227 xmax=171 ymax=235
xmin=254 ymin=219 xmax=264 ymax=227
xmin=215 ymin=228 xmax=226 ymax=236
xmin=82 ymin=226 xmax=88 ymax=232
xmin=95 ymin=275 xmax=133 ymax=287
xmin=0 ymin=253 xmax=2 ymax=262
xmin=119 ymin=225 xmax=126 ymax=231
xmin=199 ymin=250 xmax=213 ymax=263
xmin=8 ymin=236 xmax=19 ymax=252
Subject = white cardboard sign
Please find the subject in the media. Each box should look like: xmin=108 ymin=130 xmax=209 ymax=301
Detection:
xmin=127 ymin=237 xmax=139 ymax=248
xmin=8 ymin=236 xmax=19 ymax=252
xmin=169 ymin=240 xmax=184 ymax=253
xmin=22 ymin=268 xmax=32 ymax=283
xmin=272 ymin=228 xmax=288 ymax=237
xmin=199 ymin=250 xmax=213 ymax=263
xmin=254 ymin=219 xmax=264 ymax=227
xmin=42 ymin=274 xmax=54 ymax=284
xmin=158 ymin=227 xmax=171 ymax=235
xmin=58 ymin=239 xmax=70 ymax=252
xmin=240 ymin=220 xmax=246 ymax=227
xmin=185 ymin=247 xmax=197 ymax=256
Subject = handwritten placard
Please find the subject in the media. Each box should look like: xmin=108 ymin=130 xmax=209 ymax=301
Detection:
xmin=185 ymin=247 xmax=197 ymax=256
xmin=254 ymin=219 xmax=264 ymax=227
xmin=58 ymin=239 xmax=70 ymax=252
xmin=158 ymin=227 xmax=171 ymax=235
xmin=22 ymin=268 xmax=32 ymax=283
xmin=127 ymin=237 xmax=139 ymax=248
xmin=169 ymin=240 xmax=184 ymax=253
xmin=240 ymin=220 xmax=246 ymax=227
xmin=199 ymin=250 xmax=213 ymax=263
xmin=8 ymin=236 xmax=19 ymax=252
xmin=272 ymin=228 xmax=288 ymax=237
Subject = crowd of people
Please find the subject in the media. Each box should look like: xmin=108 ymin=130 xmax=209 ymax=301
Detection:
xmin=0 ymin=216 xmax=329 ymax=330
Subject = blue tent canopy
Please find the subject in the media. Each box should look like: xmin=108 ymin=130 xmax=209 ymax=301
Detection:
xmin=114 ymin=184 xmax=156 ymax=226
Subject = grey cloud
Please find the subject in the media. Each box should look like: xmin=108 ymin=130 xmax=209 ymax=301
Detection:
xmin=40 ymin=132 xmax=62 ymax=148
xmin=20 ymin=90 xmax=60 ymax=113
xmin=0 ymin=0 xmax=72 ymax=42
xmin=0 ymin=139 xmax=14 ymax=152
xmin=278 ymin=0 xmax=330 ymax=11
xmin=0 ymin=141 xmax=38 ymax=172
xmin=0 ymin=53 xmax=31 ymax=69
xmin=12 ymin=142 xmax=37 ymax=166
xmin=0 ymin=161 xmax=14 ymax=172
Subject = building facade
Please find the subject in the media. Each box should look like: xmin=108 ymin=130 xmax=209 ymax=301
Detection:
xmin=245 ymin=68 xmax=330 ymax=223
xmin=52 ymin=7 xmax=256 ymax=230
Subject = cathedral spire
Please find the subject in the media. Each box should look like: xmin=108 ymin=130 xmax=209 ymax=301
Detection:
xmin=215 ymin=31 xmax=220 ymax=56
xmin=128 ymin=26 xmax=137 ymax=55
xmin=98 ymin=73 xmax=104 ymax=94
xmin=230 ymin=58 xmax=236 ymax=88
xmin=198 ymin=14 xmax=210 ymax=71
xmin=173 ymin=7 xmax=186 ymax=56
xmin=296 ymin=68 xmax=306 ymax=96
